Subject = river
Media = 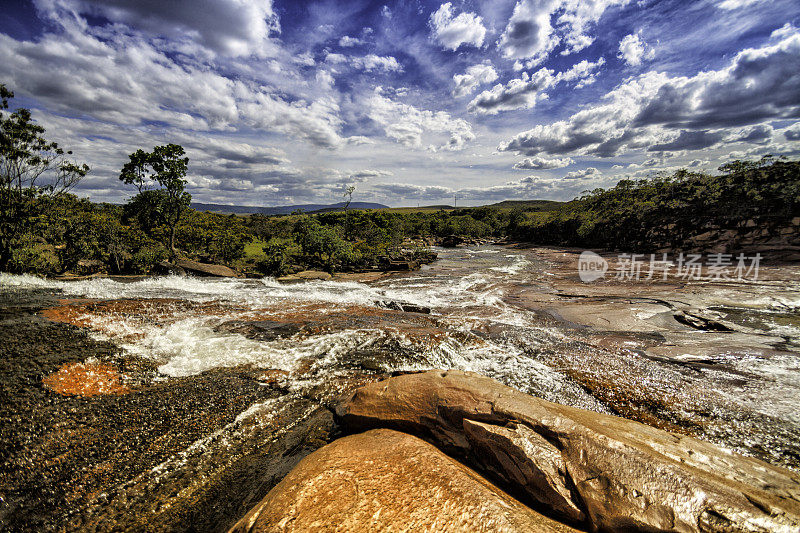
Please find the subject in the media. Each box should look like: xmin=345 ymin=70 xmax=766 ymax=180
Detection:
xmin=2 ymin=245 xmax=799 ymax=530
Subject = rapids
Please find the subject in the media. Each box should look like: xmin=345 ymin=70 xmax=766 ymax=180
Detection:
xmin=3 ymin=245 xmax=800 ymax=473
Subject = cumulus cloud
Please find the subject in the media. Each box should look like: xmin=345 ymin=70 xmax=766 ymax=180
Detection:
xmin=785 ymin=123 xmax=800 ymax=141
xmin=468 ymin=68 xmax=556 ymax=115
xmin=498 ymin=0 xmax=560 ymax=62
xmin=339 ymin=36 xmax=363 ymax=47
xmin=513 ymin=156 xmax=574 ymax=169
xmin=499 ymin=27 xmax=800 ymax=157
xmin=453 ymin=63 xmax=499 ymax=97
xmin=564 ymin=167 xmax=601 ymax=179
xmin=368 ymin=90 xmax=475 ymax=151
xmin=350 ymin=54 xmax=403 ymax=72
xmin=36 ymin=0 xmax=280 ymax=57
xmin=468 ymin=58 xmax=604 ymax=114
xmin=0 ymin=22 xmax=348 ymax=149
xmin=618 ymin=32 xmax=655 ymax=66
xmin=498 ymin=0 xmax=629 ymax=62
xmin=732 ymin=124 xmax=773 ymax=144
xmin=326 ymin=52 xmax=402 ymax=72
xmin=429 ymin=2 xmax=486 ymax=51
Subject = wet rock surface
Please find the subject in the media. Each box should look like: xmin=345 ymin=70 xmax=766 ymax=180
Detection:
xmin=0 ymin=292 xmax=339 ymax=532
xmin=337 ymin=370 xmax=800 ymax=533
xmin=174 ymin=259 xmax=239 ymax=278
xmin=230 ymin=428 xmax=582 ymax=533
xmin=3 ymin=245 xmax=800 ymax=531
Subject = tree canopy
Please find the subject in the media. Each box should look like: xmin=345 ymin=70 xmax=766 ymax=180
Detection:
xmin=0 ymin=83 xmax=88 ymax=269
xmin=119 ymin=144 xmax=191 ymax=256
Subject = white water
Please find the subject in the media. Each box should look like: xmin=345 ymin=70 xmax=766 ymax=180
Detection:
xmin=4 ymin=246 xmax=800 ymax=468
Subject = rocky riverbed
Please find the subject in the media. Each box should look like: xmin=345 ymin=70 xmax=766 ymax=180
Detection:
xmin=1 ymin=245 xmax=799 ymax=531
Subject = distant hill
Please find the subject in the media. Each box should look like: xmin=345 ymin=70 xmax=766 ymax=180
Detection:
xmin=191 ymin=201 xmax=389 ymax=215
xmin=487 ymin=200 xmax=564 ymax=211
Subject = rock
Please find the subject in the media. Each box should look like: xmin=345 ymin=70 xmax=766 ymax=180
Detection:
xmin=441 ymin=235 xmax=465 ymax=248
xmin=336 ymin=370 xmax=800 ymax=533
xmin=385 ymin=259 xmax=420 ymax=271
xmin=174 ymin=259 xmax=238 ymax=277
xmin=673 ymin=310 xmax=734 ymax=332
xmin=374 ymin=299 xmax=432 ymax=314
xmin=276 ymin=270 xmax=332 ymax=282
xmin=152 ymin=260 xmax=186 ymax=276
xmin=214 ymin=320 xmax=305 ymax=341
xmin=229 ymin=428 xmax=581 ymax=533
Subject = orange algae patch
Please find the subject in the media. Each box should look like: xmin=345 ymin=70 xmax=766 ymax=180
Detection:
xmin=40 ymin=298 xmax=241 ymax=337
xmin=43 ymin=360 xmax=130 ymax=397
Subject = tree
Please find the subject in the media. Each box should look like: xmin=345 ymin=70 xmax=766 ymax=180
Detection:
xmin=119 ymin=144 xmax=191 ymax=257
xmin=0 ymin=83 xmax=89 ymax=270
xmin=343 ymin=184 xmax=355 ymax=239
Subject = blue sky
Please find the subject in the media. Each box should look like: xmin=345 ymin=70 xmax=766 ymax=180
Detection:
xmin=1 ymin=0 xmax=799 ymax=206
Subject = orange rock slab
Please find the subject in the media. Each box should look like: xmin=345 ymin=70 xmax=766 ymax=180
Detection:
xmin=230 ymin=428 xmax=581 ymax=533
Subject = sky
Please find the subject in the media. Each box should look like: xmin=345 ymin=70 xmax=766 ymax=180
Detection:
xmin=1 ymin=0 xmax=799 ymax=207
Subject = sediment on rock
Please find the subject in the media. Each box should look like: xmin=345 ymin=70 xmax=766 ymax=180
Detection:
xmin=336 ymin=370 xmax=800 ymax=533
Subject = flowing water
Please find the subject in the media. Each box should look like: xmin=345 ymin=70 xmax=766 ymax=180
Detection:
xmin=2 ymin=245 xmax=800 ymax=528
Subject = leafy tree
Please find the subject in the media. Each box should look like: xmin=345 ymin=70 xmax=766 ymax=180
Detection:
xmin=294 ymin=215 xmax=351 ymax=271
xmin=0 ymin=84 xmax=88 ymax=270
xmin=119 ymin=144 xmax=191 ymax=257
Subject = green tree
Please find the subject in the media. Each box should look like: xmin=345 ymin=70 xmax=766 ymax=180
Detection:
xmin=119 ymin=144 xmax=191 ymax=257
xmin=0 ymin=84 xmax=88 ymax=270
xmin=294 ymin=215 xmax=351 ymax=271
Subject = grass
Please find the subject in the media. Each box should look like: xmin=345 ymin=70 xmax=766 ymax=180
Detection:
xmin=243 ymin=238 xmax=267 ymax=260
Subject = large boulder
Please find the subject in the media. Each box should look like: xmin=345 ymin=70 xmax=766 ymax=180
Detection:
xmin=229 ymin=428 xmax=581 ymax=533
xmin=336 ymin=370 xmax=800 ymax=533
xmin=174 ymin=259 xmax=238 ymax=277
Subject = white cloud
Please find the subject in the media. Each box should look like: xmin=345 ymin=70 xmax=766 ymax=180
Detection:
xmin=468 ymin=58 xmax=604 ymax=114
xmin=36 ymin=0 xmax=280 ymax=57
xmin=429 ymin=2 xmax=487 ymax=51
xmin=498 ymin=0 xmax=629 ymax=62
xmin=498 ymin=0 xmax=560 ymax=62
xmin=618 ymin=32 xmax=655 ymax=66
xmin=0 ymin=25 xmax=348 ymax=149
xmin=499 ymin=27 xmax=800 ymax=157
xmin=372 ymin=183 xmax=452 ymax=200
xmin=564 ymin=167 xmax=601 ymax=179
xmin=350 ymin=54 xmax=403 ymax=72
xmin=785 ymin=123 xmax=800 ymax=141
xmin=339 ymin=36 xmax=363 ymax=47
xmin=452 ymin=63 xmax=499 ymax=97
xmin=513 ymin=156 xmax=574 ymax=169
xmin=715 ymin=0 xmax=766 ymax=10
xmin=368 ymin=90 xmax=475 ymax=151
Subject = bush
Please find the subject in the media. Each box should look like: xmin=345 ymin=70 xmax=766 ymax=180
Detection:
xmin=256 ymin=238 xmax=291 ymax=276
xmin=130 ymin=245 xmax=168 ymax=274
xmin=9 ymin=238 xmax=60 ymax=275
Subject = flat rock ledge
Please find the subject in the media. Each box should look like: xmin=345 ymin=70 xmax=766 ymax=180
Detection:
xmin=229 ymin=428 xmax=580 ymax=533
xmin=332 ymin=370 xmax=800 ymax=533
